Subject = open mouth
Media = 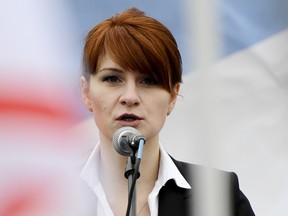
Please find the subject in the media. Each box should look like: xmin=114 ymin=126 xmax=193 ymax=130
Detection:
xmin=117 ymin=114 xmax=142 ymax=122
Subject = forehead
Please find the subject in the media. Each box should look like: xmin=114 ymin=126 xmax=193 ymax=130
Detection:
xmin=97 ymin=53 xmax=142 ymax=76
xmin=97 ymin=54 xmax=118 ymax=70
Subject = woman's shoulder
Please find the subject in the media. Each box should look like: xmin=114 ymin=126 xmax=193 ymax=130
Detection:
xmin=168 ymin=155 xmax=255 ymax=216
xmin=169 ymin=155 xmax=234 ymax=179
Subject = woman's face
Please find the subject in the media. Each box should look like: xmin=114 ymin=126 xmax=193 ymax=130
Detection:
xmin=81 ymin=54 xmax=179 ymax=143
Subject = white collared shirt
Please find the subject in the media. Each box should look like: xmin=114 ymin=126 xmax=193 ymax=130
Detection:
xmin=80 ymin=142 xmax=191 ymax=216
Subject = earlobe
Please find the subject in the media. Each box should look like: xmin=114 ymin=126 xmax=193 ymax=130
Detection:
xmin=80 ymin=76 xmax=93 ymax=112
xmin=170 ymin=82 xmax=180 ymax=103
xmin=167 ymin=83 xmax=181 ymax=116
xmin=174 ymin=82 xmax=181 ymax=95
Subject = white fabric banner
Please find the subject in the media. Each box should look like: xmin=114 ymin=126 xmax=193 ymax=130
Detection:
xmin=161 ymin=29 xmax=288 ymax=216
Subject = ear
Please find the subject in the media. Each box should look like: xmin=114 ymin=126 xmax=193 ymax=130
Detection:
xmin=167 ymin=83 xmax=181 ymax=115
xmin=80 ymin=76 xmax=93 ymax=112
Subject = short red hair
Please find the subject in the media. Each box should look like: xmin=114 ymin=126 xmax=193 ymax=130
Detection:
xmin=83 ymin=7 xmax=182 ymax=93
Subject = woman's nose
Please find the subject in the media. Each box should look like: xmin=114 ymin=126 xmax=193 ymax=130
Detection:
xmin=119 ymin=83 xmax=140 ymax=106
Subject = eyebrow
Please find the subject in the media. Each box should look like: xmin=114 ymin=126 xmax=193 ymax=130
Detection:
xmin=97 ymin=67 xmax=123 ymax=74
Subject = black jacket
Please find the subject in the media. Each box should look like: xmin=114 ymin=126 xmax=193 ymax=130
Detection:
xmin=158 ymin=156 xmax=255 ymax=216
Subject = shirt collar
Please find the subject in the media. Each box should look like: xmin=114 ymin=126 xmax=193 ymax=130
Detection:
xmin=80 ymin=142 xmax=101 ymax=189
xmin=80 ymin=142 xmax=191 ymax=190
xmin=158 ymin=143 xmax=191 ymax=189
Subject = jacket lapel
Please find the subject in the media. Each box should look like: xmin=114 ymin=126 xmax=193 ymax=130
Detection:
xmin=158 ymin=179 xmax=192 ymax=216
xmin=158 ymin=155 xmax=194 ymax=216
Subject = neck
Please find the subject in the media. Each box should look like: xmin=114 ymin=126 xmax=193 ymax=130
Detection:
xmin=99 ymin=135 xmax=160 ymax=185
xmin=98 ymin=135 xmax=160 ymax=214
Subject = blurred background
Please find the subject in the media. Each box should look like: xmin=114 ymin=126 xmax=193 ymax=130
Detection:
xmin=1 ymin=0 xmax=287 ymax=215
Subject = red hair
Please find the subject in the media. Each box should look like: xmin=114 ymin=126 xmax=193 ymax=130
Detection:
xmin=83 ymin=7 xmax=182 ymax=93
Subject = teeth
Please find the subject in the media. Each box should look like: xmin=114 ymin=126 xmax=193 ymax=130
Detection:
xmin=123 ymin=116 xmax=136 ymax=121
xmin=126 ymin=118 xmax=134 ymax=122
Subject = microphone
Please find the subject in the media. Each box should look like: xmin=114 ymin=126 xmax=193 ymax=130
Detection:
xmin=112 ymin=126 xmax=146 ymax=156
xmin=113 ymin=127 xmax=146 ymax=216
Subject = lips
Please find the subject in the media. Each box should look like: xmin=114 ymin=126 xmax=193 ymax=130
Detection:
xmin=117 ymin=113 xmax=142 ymax=121
xmin=116 ymin=113 xmax=143 ymax=126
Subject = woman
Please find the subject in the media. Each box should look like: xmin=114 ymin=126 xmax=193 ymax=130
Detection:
xmin=80 ymin=7 xmax=254 ymax=216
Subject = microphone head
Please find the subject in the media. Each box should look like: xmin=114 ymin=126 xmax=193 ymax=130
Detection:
xmin=112 ymin=126 xmax=141 ymax=156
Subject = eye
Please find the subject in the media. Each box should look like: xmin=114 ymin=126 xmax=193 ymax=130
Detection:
xmin=103 ymin=75 xmax=121 ymax=83
xmin=140 ymin=76 xmax=158 ymax=86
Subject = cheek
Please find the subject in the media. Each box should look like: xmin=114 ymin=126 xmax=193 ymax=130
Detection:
xmin=90 ymin=90 xmax=117 ymax=117
xmin=150 ymin=95 xmax=170 ymax=116
xmin=156 ymin=103 xmax=168 ymax=114
xmin=91 ymin=96 xmax=107 ymax=112
xmin=89 ymin=85 xmax=116 ymax=112
xmin=90 ymin=97 xmax=108 ymax=129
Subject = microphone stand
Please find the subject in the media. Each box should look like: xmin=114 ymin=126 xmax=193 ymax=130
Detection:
xmin=124 ymin=138 xmax=145 ymax=216
xmin=125 ymin=156 xmax=138 ymax=216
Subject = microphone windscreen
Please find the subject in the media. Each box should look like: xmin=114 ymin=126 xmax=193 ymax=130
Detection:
xmin=112 ymin=126 xmax=140 ymax=156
